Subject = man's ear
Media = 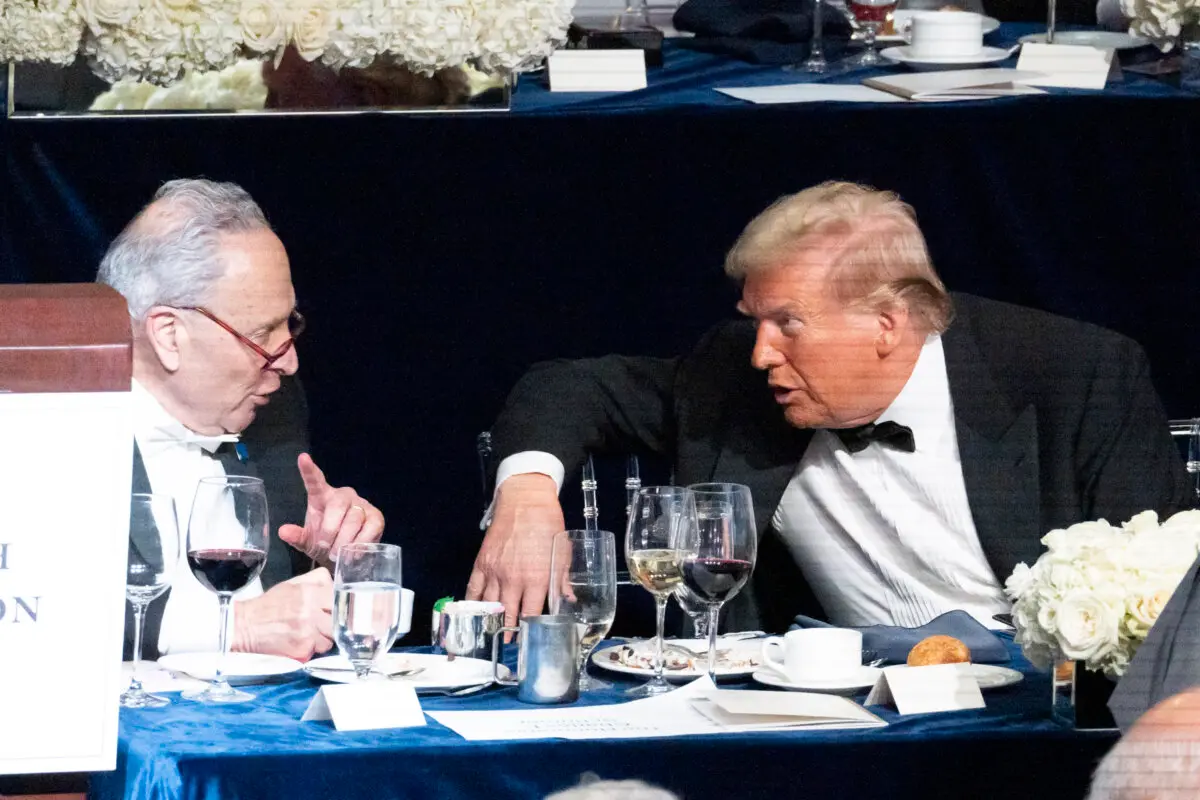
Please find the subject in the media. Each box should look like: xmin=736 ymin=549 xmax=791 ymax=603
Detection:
xmin=143 ymin=307 xmax=184 ymax=373
xmin=874 ymin=306 xmax=907 ymax=358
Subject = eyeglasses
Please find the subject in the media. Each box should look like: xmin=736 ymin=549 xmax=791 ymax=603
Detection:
xmin=176 ymin=306 xmax=305 ymax=369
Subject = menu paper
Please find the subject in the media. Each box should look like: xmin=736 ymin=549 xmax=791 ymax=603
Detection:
xmin=427 ymin=678 xmax=886 ymax=741
xmin=0 ymin=392 xmax=132 ymax=775
xmin=863 ymin=69 xmax=1047 ymax=101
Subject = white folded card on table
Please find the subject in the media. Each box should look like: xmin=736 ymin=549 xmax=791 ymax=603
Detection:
xmin=716 ymin=84 xmax=904 ymax=104
xmin=548 ymin=50 xmax=648 ymax=92
xmin=302 ymin=682 xmax=427 ymax=732
xmin=1015 ymin=43 xmax=1120 ymax=89
xmin=865 ymin=664 xmax=985 ymax=715
xmin=692 ymin=690 xmax=886 ymax=731
xmin=864 ymin=69 xmax=1047 ymax=101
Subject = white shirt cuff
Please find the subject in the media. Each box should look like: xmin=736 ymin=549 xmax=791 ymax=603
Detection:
xmin=479 ymin=451 xmax=565 ymax=530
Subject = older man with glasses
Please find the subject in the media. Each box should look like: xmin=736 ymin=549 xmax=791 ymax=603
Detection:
xmin=98 ymin=178 xmax=384 ymax=663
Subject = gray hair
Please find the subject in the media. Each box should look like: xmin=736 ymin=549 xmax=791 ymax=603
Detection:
xmin=1088 ymin=735 xmax=1200 ymax=799
xmin=544 ymin=779 xmax=680 ymax=800
xmin=96 ymin=178 xmax=271 ymax=323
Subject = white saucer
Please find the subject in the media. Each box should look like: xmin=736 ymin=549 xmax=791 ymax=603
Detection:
xmin=875 ymin=663 xmax=1025 ymax=689
xmin=157 ymin=652 xmax=304 ymax=686
xmin=752 ymin=665 xmax=882 ymax=695
xmin=1018 ymin=30 xmax=1149 ymax=50
xmin=880 ymin=45 xmax=1016 ymax=70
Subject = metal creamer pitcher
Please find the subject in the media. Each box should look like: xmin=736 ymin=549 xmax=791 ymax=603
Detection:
xmin=491 ymin=614 xmax=580 ymax=704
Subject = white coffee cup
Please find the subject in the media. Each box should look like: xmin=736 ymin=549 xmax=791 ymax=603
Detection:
xmin=399 ymin=587 xmax=415 ymax=637
xmin=908 ymin=11 xmax=984 ymax=58
xmin=761 ymin=628 xmax=863 ymax=683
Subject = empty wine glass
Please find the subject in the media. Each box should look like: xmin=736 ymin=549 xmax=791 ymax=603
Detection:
xmin=182 ymin=476 xmax=269 ymax=704
xmin=682 ymin=483 xmax=757 ymax=684
xmin=333 ymin=542 xmax=403 ymax=680
xmin=625 ymin=486 xmax=695 ymax=697
xmin=673 ymin=583 xmax=711 ymax=639
xmin=786 ymin=0 xmax=829 ymax=72
xmin=122 ymin=493 xmax=180 ymax=708
xmin=549 ymin=529 xmax=618 ymax=692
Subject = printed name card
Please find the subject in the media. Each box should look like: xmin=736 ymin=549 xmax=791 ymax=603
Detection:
xmin=865 ymin=664 xmax=985 ymax=715
xmin=302 ymin=682 xmax=427 ymax=732
xmin=1016 ymin=43 xmax=1119 ymax=89
xmin=548 ymin=50 xmax=648 ymax=93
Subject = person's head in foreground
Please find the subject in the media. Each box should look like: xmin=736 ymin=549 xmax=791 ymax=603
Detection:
xmin=725 ymin=180 xmax=952 ymax=431
xmin=98 ymin=178 xmax=303 ymax=436
xmin=544 ymin=777 xmax=681 ymax=800
xmin=1089 ymin=688 xmax=1200 ymax=799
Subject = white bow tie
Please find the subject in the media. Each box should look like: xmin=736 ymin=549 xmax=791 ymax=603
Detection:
xmin=144 ymin=427 xmax=240 ymax=454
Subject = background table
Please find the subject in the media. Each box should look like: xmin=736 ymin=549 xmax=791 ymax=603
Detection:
xmin=90 ymin=637 xmax=1118 ymax=800
xmin=3 ymin=26 xmax=1199 ymax=631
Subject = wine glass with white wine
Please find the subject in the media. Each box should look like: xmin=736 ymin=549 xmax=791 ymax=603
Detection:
xmin=625 ymin=486 xmax=696 ymax=697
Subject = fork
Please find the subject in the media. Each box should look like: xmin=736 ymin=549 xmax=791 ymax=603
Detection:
xmin=419 ymin=682 xmax=492 ymax=697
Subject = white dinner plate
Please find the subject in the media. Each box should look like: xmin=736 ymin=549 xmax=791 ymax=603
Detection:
xmin=592 ymin=637 xmax=763 ymax=681
xmin=306 ymin=652 xmax=511 ymax=690
xmin=872 ymin=11 xmax=1001 ymax=43
xmin=752 ymin=665 xmax=883 ymax=695
xmin=157 ymin=652 xmax=304 ymax=686
xmin=866 ymin=662 xmax=1025 ymax=689
xmin=1018 ymin=30 xmax=1149 ymax=49
xmin=880 ymin=44 xmax=1016 ymax=69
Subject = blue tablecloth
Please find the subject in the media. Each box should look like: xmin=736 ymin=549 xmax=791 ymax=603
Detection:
xmin=90 ymin=636 xmax=1118 ymax=800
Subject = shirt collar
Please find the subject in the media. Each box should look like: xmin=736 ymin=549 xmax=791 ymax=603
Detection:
xmin=131 ymin=379 xmax=240 ymax=454
xmin=875 ymin=335 xmax=953 ymax=454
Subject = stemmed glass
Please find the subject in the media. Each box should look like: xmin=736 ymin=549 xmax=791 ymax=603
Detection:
xmin=845 ymin=0 xmax=896 ymax=66
xmin=122 ymin=493 xmax=180 ymax=708
xmin=549 ymin=529 xmax=618 ymax=692
xmin=182 ymin=476 xmax=269 ymax=704
xmin=673 ymin=583 xmax=712 ymax=639
xmin=333 ymin=542 xmax=404 ymax=680
xmin=625 ymin=486 xmax=695 ymax=698
xmin=786 ymin=0 xmax=829 ymax=72
xmin=681 ymin=483 xmax=757 ymax=684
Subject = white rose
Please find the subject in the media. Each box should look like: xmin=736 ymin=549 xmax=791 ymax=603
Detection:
xmin=1123 ymin=510 xmax=1161 ymax=534
xmin=239 ymin=0 xmax=284 ymax=54
xmin=1125 ymin=589 xmax=1173 ymax=639
xmin=1005 ymin=562 xmax=1035 ymax=600
xmin=1055 ymin=594 xmax=1119 ymax=662
xmin=78 ymin=0 xmax=139 ymax=33
xmin=289 ymin=4 xmax=331 ymax=62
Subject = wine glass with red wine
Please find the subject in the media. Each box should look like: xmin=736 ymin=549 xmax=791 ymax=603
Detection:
xmin=846 ymin=0 xmax=896 ymax=66
xmin=681 ymin=483 xmax=757 ymax=684
xmin=182 ymin=475 xmax=270 ymax=704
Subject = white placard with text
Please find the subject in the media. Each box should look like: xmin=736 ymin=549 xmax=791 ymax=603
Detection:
xmin=302 ymin=682 xmax=428 ymax=732
xmin=865 ymin=664 xmax=985 ymax=715
xmin=0 ymin=391 xmax=132 ymax=775
xmin=549 ymin=51 xmax=648 ymax=93
xmin=1016 ymin=43 xmax=1119 ymax=89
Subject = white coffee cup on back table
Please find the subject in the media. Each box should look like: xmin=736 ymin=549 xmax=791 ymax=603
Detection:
xmin=761 ymin=628 xmax=863 ymax=683
xmin=908 ymin=11 xmax=984 ymax=58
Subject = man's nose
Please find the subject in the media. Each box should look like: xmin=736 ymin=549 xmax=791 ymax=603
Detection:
xmin=751 ymin=326 xmax=783 ymax=371
xmin=273 ymin=344 xmax=299 ymax=376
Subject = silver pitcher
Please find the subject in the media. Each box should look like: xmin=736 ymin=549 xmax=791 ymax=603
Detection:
xmin=492 ymin=614 xmax=580 ymax=704
xmin=437 ymin=601 xmax=505 ymax=660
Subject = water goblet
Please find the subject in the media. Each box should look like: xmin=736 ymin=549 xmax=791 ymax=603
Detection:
xmin=333 ymin=542 xmax=404 ymax=680
xmin=549 ymin=529 xmax=618 ymax=692
xmin=182 ymin=476 xmax=269 ymax=704
xmin=122 ymin=493 xmax=180 ymax=708
xmin=845 ymin=0 xmax=896 ymax=66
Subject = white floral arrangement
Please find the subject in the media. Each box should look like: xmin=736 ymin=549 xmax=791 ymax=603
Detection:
xmin=1119 ymin=0 xmax=1200 ymax=49
xmin=0 ymin=0 xmax=573 ymax=87
xmin=1005 ymin=510 xmax=1200 ymax=680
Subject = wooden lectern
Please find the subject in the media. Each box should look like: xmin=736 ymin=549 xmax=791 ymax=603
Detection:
xmin=0 ymin=284 xmax=132 ymax=800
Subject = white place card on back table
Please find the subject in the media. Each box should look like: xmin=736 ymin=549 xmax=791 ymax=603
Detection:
xmin=302 ymin=682 xmax=427 ymax=732
xmin=1016 ymin=43 xmax=1119 ymax=89
xmin=865 ymin=664 xmax=985 ymax=715
xmin=548 ymin=50 xmax=648 ymax=93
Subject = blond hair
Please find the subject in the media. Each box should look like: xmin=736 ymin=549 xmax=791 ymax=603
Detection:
xmin=724 ymin=181 xmax=953 ymax=334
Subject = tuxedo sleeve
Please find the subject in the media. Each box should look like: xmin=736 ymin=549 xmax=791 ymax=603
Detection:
xmin=1078 ymin=338 xmax=1190 ymax=524
xmin=489 ymin=355 xmax=680 ymax=480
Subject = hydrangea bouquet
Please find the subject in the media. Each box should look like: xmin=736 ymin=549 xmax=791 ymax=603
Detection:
xmin=1005 ymin=510 xmax=1200 ymax=679
xmin=1119 ymin=0 xmax=1200 ymax=49
xmin=0 ymin=0 xmax=573 ymax=86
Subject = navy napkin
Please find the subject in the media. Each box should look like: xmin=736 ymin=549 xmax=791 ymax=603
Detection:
xmin=673 ymin=0 xmax=853 ymax=65
xmin=790 ymin=610 xmax=1011 ymax=664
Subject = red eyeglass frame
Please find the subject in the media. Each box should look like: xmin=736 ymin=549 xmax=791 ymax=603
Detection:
xmin=176 ymin=306 xmax=305 ymax=368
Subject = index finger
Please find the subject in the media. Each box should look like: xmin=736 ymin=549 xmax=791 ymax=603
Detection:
xmin=296 ymin=453 xmax=332 ymax=500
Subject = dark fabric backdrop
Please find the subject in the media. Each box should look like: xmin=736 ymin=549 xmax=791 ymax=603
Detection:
xmin=4 ymin=72 xmax=1199 ymax=632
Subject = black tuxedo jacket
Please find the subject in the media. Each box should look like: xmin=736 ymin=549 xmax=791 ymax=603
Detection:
xmin=124 ymin=375 xmax=311 ymax=659
xmin=491 ymin=293 xmax=1189 ymax=632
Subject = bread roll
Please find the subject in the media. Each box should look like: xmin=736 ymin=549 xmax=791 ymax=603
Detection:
xmin=907 ymin=635 xmax=971 ymax=666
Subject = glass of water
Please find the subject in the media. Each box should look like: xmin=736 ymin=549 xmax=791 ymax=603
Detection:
xmin=333 ymin=542 xmax=403 ymax=680
xmin=549 ymin=529 xmax=618 ymax=692
xmin=123 ymin=493 xmax=179 ymax=708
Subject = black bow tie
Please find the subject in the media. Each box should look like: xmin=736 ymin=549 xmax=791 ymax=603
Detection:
xmin=833 ymin=421 xmax=916 ymax=454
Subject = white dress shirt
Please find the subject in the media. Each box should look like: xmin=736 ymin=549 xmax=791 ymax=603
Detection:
xmin=772 ymin=336 xmax=1009 ymax=628
xmin=131 ymin=380 xmax=264 ymax=654
xmin=492 ymin=336 xmax=1010 ymax=629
